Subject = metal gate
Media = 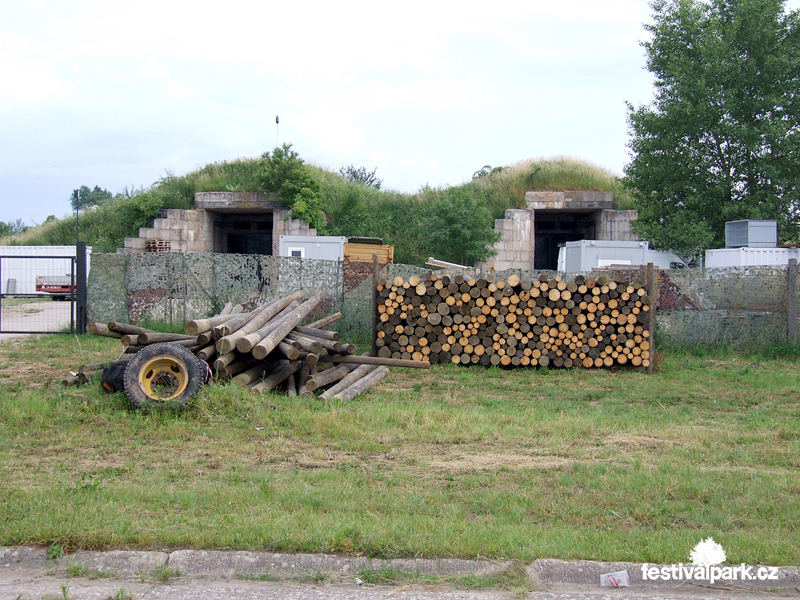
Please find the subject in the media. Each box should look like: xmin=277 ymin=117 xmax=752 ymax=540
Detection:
xmin=0 ymin=243 xmax=87 ymax=335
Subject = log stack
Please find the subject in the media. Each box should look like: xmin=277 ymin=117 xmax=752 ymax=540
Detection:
xmin=376 ymin=272 xmax=651 ymax=369
xmin=76 ymin=291 xmax=427 ymax=401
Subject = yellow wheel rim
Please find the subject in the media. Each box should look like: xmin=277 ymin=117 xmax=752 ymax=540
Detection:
xmin=137 ymin=355 xmax=190 ymax=401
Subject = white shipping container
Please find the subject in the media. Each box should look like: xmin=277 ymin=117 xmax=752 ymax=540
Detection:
xmin=278 ymin=236 xmax=346 ymax=261
xmin=0 ymin=246 xmax=92 ymax=294
xmin=705 ymin=247 xmax=800 ymax=268
xmin=558 ymin=240 xmax=687 ymax=272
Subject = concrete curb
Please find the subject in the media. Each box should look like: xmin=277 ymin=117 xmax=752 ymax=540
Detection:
xmin=166 ymin=550 xmax=511 ymax=580
xmin=1 ymin=547 xmax=510 ymax=581
xmin=3 ymin=547 xmax=799 ymax=592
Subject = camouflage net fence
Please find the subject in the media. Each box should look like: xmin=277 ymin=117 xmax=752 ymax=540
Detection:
xmin=87 ymin=254 xmax=799 ymax=349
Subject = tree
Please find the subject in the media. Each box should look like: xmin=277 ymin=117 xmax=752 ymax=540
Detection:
xmin=70 ymin=185 xmax=113 ymax=212
xmin=424 ymin=188 xmax=501 ymax=266
xmin=624 ymin=0 xmax=800 ymax=254
xmin=338 ymin=165 xmax=383 ymax=189
xmin=0 ymin=219 xmax=28 ymax=237
xmin=472 ymin=165 xmax=505 ymax=180
xmin=257 ymin=144 xmax=326 ymax=232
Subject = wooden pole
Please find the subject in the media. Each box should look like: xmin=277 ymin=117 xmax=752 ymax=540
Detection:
xmin=217 ymin=292 xmax=303 ymax=354
xmin=292 ymin=325 xmax=340 ymax=341
xmin=250 ymin=360 xmax=301 ymax=394
xmin=185 ymin=311 xmax=244 ymax=336
xmin=87 ymin=323 xmax=124 ymax=339
xmin=646 ymin=262 xmax=656 ymax=374
xmin=305 ymin=365 xmax=351 ymax=392
xmin=372 ymin=253 xmax=379 ymax=357
xmin=138 ymin=332 xmax=197 ymax=345
xmin=232 ymin=362 xmax=271 ymax=387
xmin=318 ymin=362 xmax=377 ymax=400
xmin=789 ymin=258 xmax=798 ymax=343
xmin=196 ymin=343 xmax=217 ymax=362
xmin=252 ymin=292 xmax=324 ymax=360
xmin=107 ymin=322 xmax=158 ymax=336
xmin=236 ymin=301 xmax=301 ymax=353
xmin=333 ymin=366 xmax=390 ymax=402
xmin=305 ymin=312 xmax=342 ymax=329
xmin=317 ymin=354 xmax=430 ymax=369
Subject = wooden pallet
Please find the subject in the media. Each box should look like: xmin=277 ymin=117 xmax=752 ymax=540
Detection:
xmin=145 ymin=239 xmax=171 ymax=253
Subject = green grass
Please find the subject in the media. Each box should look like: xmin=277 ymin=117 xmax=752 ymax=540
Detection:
xmin=355 ymin=562 xmax=533 ymax=591
xmin=2 ymin=336 xmax=796 ymax=565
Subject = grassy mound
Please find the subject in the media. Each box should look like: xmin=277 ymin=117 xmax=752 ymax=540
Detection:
xmin=5 ymin=155 xmax=632 ymax=263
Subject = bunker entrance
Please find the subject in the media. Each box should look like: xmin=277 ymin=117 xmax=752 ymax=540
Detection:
xmin=213 ymin=213 xmax=274 ymax=255
xmin=534 ymin=211 xmax=599 ymax=270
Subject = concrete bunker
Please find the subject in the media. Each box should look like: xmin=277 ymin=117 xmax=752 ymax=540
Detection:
xmin=479 ymin=191 xmax=639 ymax=272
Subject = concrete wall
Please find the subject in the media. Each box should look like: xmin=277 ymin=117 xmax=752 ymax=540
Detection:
xmin=525 ymin=190 xmax=614 ymax=211
xmin=598 ymin=209 xmax=638 ymax=241
xmin=477 ymin=209 xmax=533 ymax=271
xmin=195 ymin=191 xmax=281 ymax=211
xmin=271 ymin=209 xmax=315 ymax=255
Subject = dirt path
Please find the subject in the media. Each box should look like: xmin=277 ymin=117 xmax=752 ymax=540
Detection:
xmin=0 ymin=298 xmax=73 ymax=342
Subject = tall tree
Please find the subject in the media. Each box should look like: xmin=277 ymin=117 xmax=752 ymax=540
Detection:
xmin=258 ymin=144 xmax=326 ymax=232
xmin=70 ymin=185 xmax=113 ymax=212
xmin=339 ymin=165 xmax=383 ymax=189
xmin=624 ymin=0 xmax=800 ymax=254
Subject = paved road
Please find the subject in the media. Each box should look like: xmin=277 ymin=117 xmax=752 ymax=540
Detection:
xmin=0 ymin=573 xmax=787 ymax=600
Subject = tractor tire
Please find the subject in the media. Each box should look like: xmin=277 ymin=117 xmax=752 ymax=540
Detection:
xmin=123 ymin=343 xmax=204 ymax=410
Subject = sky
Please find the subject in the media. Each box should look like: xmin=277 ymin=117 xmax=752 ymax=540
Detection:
xmin=2 ymin=0 xmax=798 ymax=226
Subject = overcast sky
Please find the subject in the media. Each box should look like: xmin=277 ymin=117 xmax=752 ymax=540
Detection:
xmin=2 ymin=0 xmax=798 ymax=226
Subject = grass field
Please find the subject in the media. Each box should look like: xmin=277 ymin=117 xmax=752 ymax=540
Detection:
xmin=0 ymin=334 xmax=798 ymax=567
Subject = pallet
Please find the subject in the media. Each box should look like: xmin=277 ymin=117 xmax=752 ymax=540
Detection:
xmin=145 ymin=239 xmax=171 ymax=253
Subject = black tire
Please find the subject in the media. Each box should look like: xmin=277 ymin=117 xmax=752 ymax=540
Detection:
xmin=123 ymin=343 xmax=204 ymax=410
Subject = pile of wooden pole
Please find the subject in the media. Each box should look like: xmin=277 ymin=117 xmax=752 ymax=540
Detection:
xmin=73 ymin=292 xmax=429 ymax=401
xmin=376 ymin=272 xmax=652 ymax=369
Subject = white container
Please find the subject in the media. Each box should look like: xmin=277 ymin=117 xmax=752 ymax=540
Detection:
xmin=279 ymin=236 xmax=347 ymax=261
xmin=705 ymin=247 xmax=800 ymax=268
xmin=558 ymin=240 xmax=687 ymax=272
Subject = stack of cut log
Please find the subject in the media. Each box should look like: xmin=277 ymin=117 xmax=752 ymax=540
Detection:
xmin=376 ymin=272 xmax=651 ymax=369
xmin=73 ymin=291 xmax=428 ymax=401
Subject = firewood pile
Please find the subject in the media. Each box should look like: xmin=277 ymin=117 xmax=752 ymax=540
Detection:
xmin=376 ymin=272 xmax=652 ymax=369
xmin=68 ymin=290 xmax=429 ymax=401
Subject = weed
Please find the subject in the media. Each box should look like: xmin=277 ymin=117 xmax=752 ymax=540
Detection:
xmin=69 ymin=472 xmax=103 ymax=493
xmin=152 ymin=565 xmax=180 ymax=582
xmin=66 ymin=562 xmax=116 ymax=579
xmin=46 ymin=543 xmax=65 ymax=561
xmin=106 ymin=589 xmax=133 ymax=600
xmin=65 ymin=563 xmax=88 ymax=578
xmin=236 ymin=571 xmax=280 ymax=582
